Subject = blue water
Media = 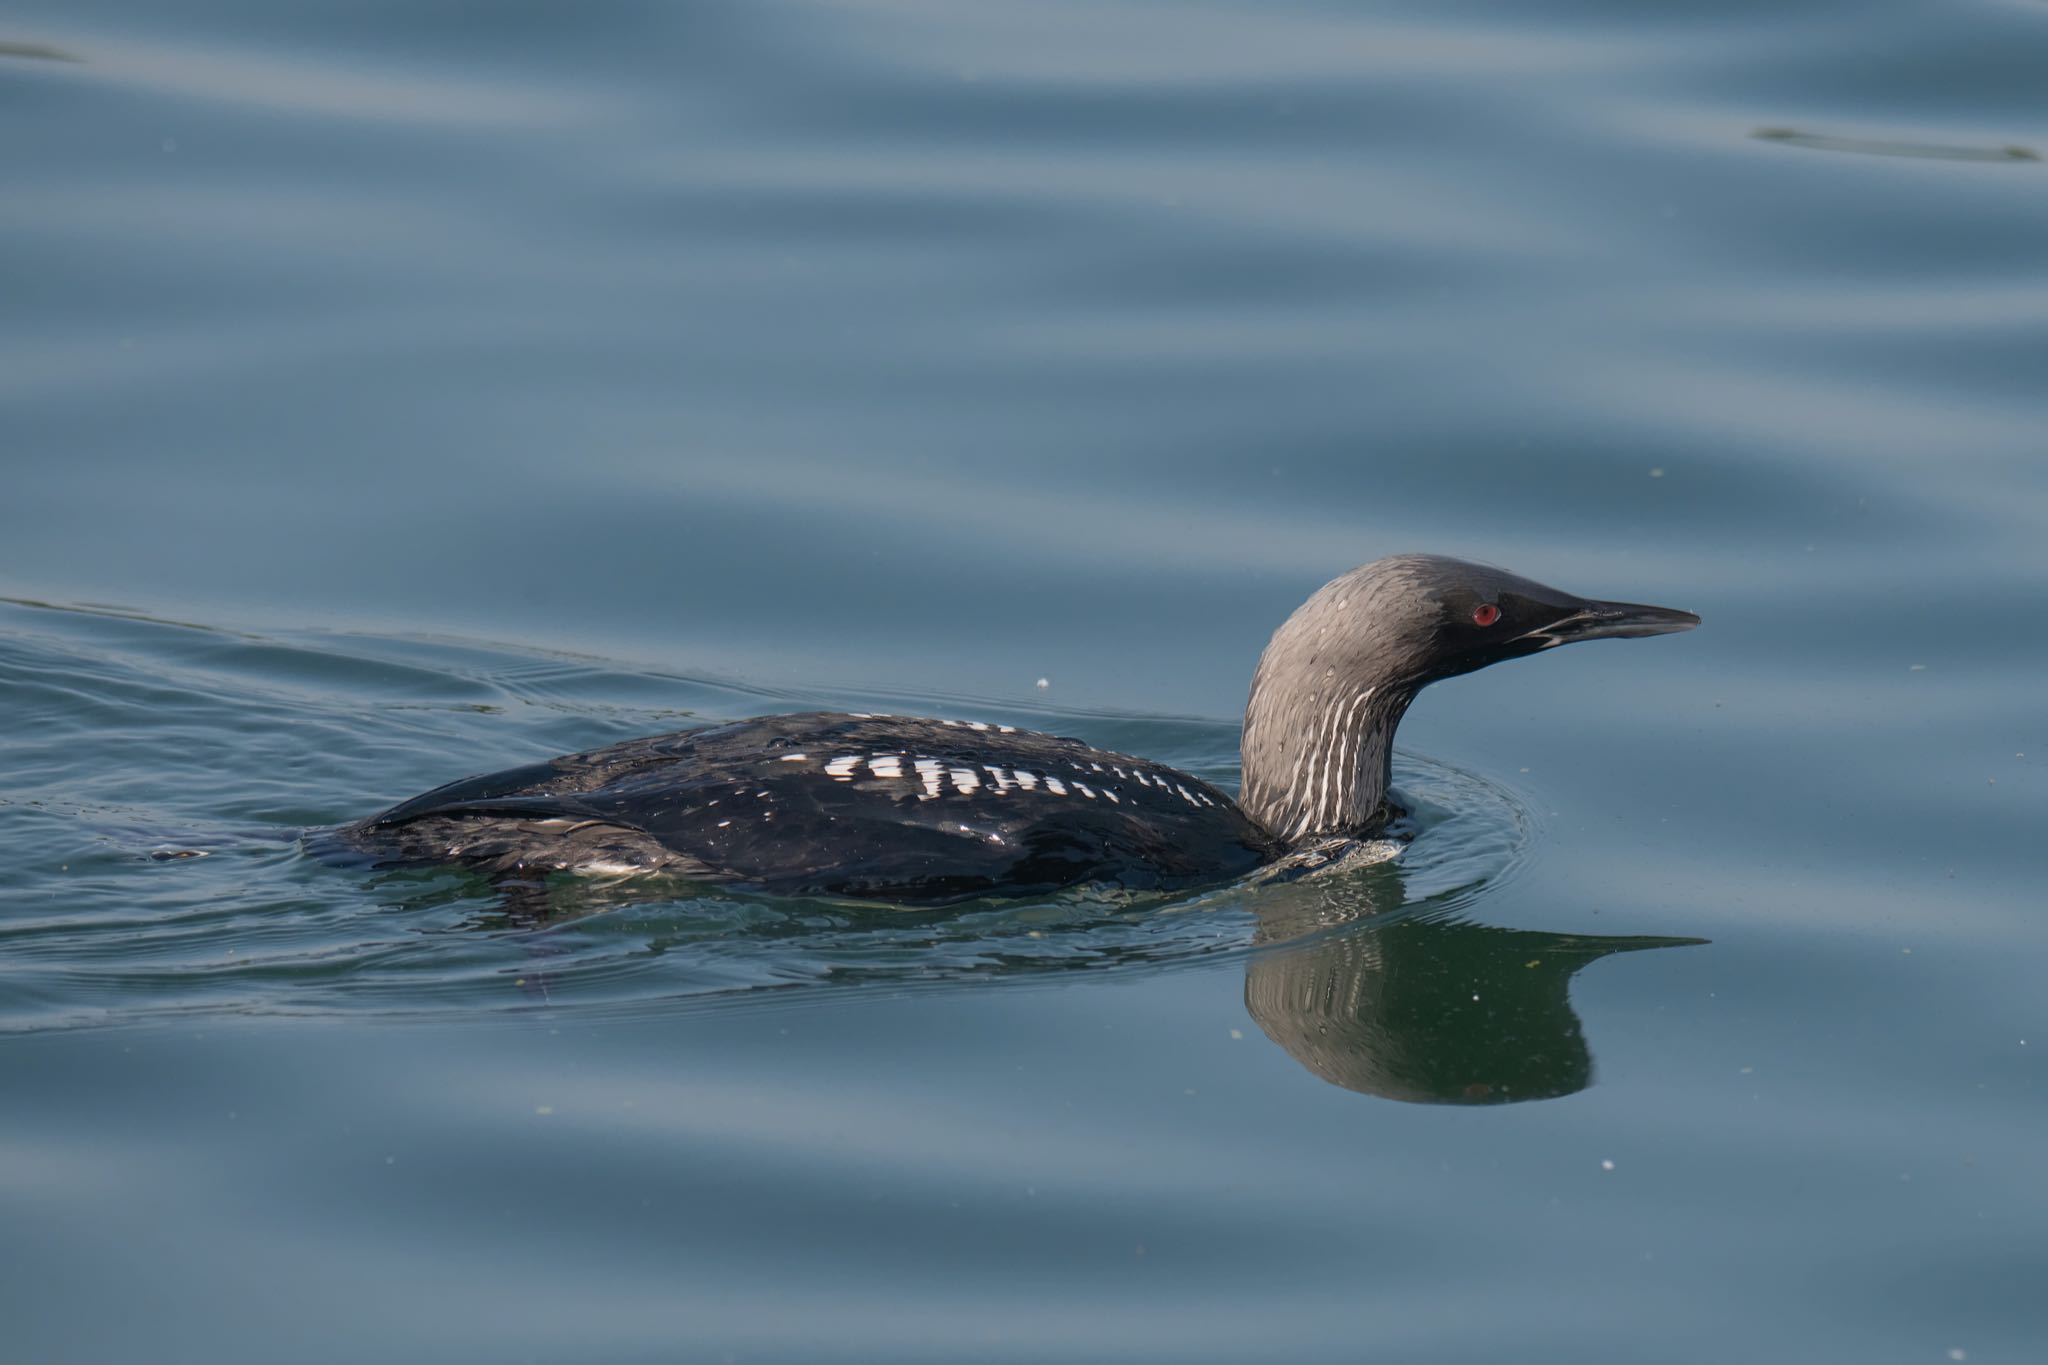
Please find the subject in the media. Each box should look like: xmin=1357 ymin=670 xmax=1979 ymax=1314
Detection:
xmin=4 ymin=1 xmax=2046 ymax=1360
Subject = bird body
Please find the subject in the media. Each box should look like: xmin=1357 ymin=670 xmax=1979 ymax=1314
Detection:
xmin=337 ymin=555 xmax=1697 ymax=903
xmin=346 ymin=712 xmax=1277 ymax=902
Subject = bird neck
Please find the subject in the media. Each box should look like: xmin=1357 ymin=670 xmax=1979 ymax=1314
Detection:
xmin=1228 ymin=609 xmax=1425 ymax=843
xmin=1238 ymin=666 xmax=1416 ymax=843
xmin=1234 ymin=564 xmax=1440 ymax=843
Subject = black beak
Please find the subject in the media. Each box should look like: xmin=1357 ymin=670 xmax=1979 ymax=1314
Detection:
xmin=1532 ymin=599 xmax=1701 ymax=646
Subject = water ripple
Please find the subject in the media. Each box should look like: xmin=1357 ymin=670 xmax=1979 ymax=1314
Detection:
xmin=16 ymin=28 xmax=606 ymax=127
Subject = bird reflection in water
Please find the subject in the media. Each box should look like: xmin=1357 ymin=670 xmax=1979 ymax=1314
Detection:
xmin=408 ymin=836 xmax=1701 ymax=1104
xmin=1242 ymin=856 xmax=1704 ymax=1104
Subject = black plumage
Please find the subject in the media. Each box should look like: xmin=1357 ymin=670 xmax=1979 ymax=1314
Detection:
xmin=341 ymin=712 xmax=1278 ymax=903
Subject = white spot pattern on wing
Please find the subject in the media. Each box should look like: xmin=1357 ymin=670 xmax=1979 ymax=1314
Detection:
xmin=576 ymin=860 xmax=645 ymax=877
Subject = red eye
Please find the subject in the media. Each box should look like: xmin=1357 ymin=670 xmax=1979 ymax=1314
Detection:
xmin=1472 ymin=604 xmax=1500 ymax=627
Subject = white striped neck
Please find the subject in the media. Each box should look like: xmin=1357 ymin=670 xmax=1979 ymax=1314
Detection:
xmin=1235 ymin=562 xmax=1441 ymax=843
xmin=1239 ymin=677 xmax=1415 ymax=841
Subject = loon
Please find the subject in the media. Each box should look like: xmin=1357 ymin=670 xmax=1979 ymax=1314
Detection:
xmin=336 ymin=554 xmax=1697 ymax=903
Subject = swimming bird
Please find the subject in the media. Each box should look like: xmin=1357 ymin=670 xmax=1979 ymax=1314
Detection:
xmin=335 ymin=554 xmax=1697 ymax=903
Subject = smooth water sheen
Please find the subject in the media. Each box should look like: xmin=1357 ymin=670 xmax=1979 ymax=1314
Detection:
xmin=4 ymin=0 xmax=2046 ymax=1360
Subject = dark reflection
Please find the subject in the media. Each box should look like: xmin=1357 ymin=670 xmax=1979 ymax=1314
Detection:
xmin=0 ymin=41 xmax=83 ymax=63
xmin=1753 ymin=126 xmax=2039 ymax=163
xmin=1244 ymin=856 xmax=1703 ymax=1105
xmin=342 ymin=830 xmax=1700 ymax=1103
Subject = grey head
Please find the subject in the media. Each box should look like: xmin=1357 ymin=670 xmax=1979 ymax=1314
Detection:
xmin=1238 ymin=553 xmax=1699 ymax=842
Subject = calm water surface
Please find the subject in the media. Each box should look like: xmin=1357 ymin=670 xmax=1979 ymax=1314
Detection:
xmin=4 ymin=1 xmax=2046 ymax=1361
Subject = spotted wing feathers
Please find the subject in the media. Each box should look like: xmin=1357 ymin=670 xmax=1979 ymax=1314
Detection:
xmin=341 ymin=712 xmax=1277 ymax=902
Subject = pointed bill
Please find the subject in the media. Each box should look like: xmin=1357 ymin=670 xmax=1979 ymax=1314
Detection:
xmin=1539 ymin=600 xmax=1701 ymax=643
